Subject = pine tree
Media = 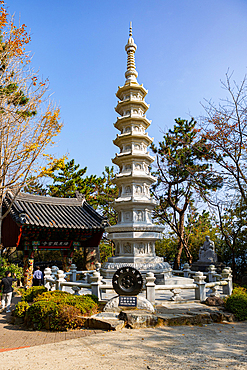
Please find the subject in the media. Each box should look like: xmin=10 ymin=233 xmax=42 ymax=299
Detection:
xmin=47 ymin=159 xmax=100 ymax=201
xmin=151 ymin=117 xmax=223 ymax=269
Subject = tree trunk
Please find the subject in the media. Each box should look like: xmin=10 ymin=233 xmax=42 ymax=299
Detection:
xmin=231 ymin=247 xmax=236 ymax=282
xmin=173 ymin=239 xmax=183 ymax=270
xmin=174 ymin=213 xmax=185 ymax=269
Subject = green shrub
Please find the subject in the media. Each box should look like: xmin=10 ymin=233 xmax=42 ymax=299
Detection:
xmin=14 ymin=301 xmax=30 ymax=318
xmin=224 ymin=286 xmax=247 ymax=321
xmin=55 ymin=305 xmax=85 ymax=330
xmin=23 ymin=291 xmax=98 ymax=331
xmin=20 ymin=286 xmax=47 ymax=302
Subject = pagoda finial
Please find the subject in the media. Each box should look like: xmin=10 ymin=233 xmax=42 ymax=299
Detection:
xmin=129 ymin=22 xmax=132 ymax=37
xmin=125 ymin=22 xmax=138 ymax=84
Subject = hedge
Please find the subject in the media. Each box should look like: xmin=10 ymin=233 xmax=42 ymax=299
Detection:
xmin=224 ymin=286 xmax=247 ymax=321
xmin=14 ymin=289 xmax=98 ymax=331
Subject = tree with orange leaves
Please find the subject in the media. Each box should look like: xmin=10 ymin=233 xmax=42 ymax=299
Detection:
xmin=202 ymin=73 xmax=247 ymax=205
xmin=0 ymin=2 xmax=62 ymax=253
xmin=201 ymin=73 xmax=247 ymax=279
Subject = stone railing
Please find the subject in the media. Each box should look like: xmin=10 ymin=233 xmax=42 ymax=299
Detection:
xmin=43 ymin=264 xmax=232 ymax=304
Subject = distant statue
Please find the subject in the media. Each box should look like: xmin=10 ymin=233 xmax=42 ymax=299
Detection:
xmin=198 ymin=236 xmax=217 ymax=263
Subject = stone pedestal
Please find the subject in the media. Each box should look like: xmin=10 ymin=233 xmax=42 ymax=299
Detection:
xmin=191 ymin=261 xmax=225 ymax=273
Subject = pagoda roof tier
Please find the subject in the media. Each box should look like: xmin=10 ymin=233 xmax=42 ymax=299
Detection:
xmin=116 ymin=83 xmax=148 ymax=101
xmin=115 ymin=99 xmax=149 ymax=116
xmin=114 ymin=115 xmax=151 ymax=131
xmin=3 ymin=192 xmax=105 ymax=231
xmin=113 ymin=132 xmax=153 ymax=147
xmin=113 ymin=172 xmax=156 ymax=184
xmin=106 ymin=222 xmax=163 ymax=233
xmin=112 ymin=152 xmax=155 ymax=166
xmin=112 ymin=198 xmax=157 ymax=211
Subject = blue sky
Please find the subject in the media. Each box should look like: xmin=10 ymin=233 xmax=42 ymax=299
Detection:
xmin=7 ymin=0 xmax=247 ymax=176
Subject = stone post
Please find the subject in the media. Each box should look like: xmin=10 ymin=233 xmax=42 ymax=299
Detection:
xmin=194 ymin=271 xmax=207 ymax=302
xmin=221 ymin=268 xmax=233 ymax=296
xmin=146 ymin=272 xmax=156 ymax=304
xmin=51 ymin=266 xmax=59 ymax=278
xmin=55 ymin=270 xmax=66 ymax=291
xmin=72 ymin=286 xmax=81 ymax=295
xmin=90 ymin=271 xmax=103 ymax=299
xmin=209 ymin=284 xmax=220 ymax=297
xmin=183 ymin=263 xmax=191 ymax=278
xmin=44 ymin=267 xmax=52 ymax=290
xmin=208 ymin=265 xmax=216 ymax=282
xmin=70 ymin=264 xmax=77 ymax=282
xmin=95 ymin=262 xmax=101 ymax=272
xmin=170 ymin=288 xmax=182 ymax=301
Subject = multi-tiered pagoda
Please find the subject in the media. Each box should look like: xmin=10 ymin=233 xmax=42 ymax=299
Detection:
xmin=102 ymin=24 xmax=171 ymax=281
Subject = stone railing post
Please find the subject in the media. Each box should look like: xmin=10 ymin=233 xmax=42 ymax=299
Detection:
xmin=90 ymin=271 xmax=102 ymax=299
xmin=70 ymin=264 xmax=77 ymax=282
xmin=208 ymin=265 xmax=216 ymax=282
xmin=72 ymin=286 xmax=81 ymax=295
xmin=146 ymin=272 xmax=156 ymax=304
xmin=209 ymin=284 xmax=220 ymax=297
xmin=221 ymin=267 xmax=233 ymax=296
xmin=183 ymin=263 xmax=191 ymax=278
xmin=55 ymin=270 xmax=66 ymax=291
xmin=95 ymin=262 xmax=101 ymax=272
xmin=51 ymin=265 xmax=59 ymax=278
xmin=44 ymin=267 xmax=52 ymax=290
xmin=194 ymin=271 xmax=207 ymax=302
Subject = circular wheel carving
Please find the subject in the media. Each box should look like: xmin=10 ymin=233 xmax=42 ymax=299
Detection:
xmin=112 ymin=266 xmax=143 ymax=296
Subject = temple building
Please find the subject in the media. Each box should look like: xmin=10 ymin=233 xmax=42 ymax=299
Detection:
xmin=2 ymin=191 xmax=105 ymax=287
xmin=101 ymin=24 xmax=171 ymax=282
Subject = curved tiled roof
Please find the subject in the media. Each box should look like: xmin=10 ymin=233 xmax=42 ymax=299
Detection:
xmin=4 ymin=192 xmax=106 ymax=230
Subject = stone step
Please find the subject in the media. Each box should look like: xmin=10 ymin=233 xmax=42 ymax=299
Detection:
xmin=85 ymin=313 xmax=125 ymax=331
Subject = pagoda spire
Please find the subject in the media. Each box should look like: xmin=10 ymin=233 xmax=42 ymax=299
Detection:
xmin=125 ymin=22 xmax=138 ymax=84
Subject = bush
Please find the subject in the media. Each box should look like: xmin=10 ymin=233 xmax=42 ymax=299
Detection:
xmin=20 ymin=286 xmax=47 ymax=302
xmin=15 ymin=290 xmax=98 ymax=331
xmin=14 ymin=301 xmax=29 ymax=318
xmin=224 ymin=287 xmax=247 ymax=321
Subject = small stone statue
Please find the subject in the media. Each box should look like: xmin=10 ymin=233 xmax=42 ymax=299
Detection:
xmin=198 ymin=236 xmax=217 ymax=263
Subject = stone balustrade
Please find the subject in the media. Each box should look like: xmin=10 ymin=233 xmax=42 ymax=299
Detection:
xmin=43 ymin=264 xmax=232 ymax=303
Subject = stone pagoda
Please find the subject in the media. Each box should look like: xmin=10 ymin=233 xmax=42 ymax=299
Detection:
xmin=101 ymin=24 xmax=171 ymax=282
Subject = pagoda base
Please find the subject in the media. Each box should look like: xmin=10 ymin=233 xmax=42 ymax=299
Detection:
xmin=101 ymin=256 xmax=173 ymax=284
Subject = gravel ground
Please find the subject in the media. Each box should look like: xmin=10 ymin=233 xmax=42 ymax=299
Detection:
xmin=0 ymin=321 xmax=246 ymax=370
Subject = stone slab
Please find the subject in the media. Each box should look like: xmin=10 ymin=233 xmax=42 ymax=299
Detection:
xmin=118 ymin=310 xmax=158 ymax=329
xmin=85 ymin=316 xmax=125 ymax=331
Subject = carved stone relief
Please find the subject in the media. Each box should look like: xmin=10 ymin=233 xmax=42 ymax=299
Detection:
xmin=123 ymin=243 xmax=132 ymax=254
xmin=125 ymin=186 xmax=131 ymax=194
xmin=136 ymin=211 xmax=143 ymax=221
xmin=125 ymin=212 xmax=132 ymax=222
xmin=135 ymin=163 xmax=141 ymax=170
xmin=135 ymin=185 xmax=142 ymax=194
xmin=125 ymin=164 xmax=131 ymax=171
xmin=136 ymin=243 xmax=145 ymax=254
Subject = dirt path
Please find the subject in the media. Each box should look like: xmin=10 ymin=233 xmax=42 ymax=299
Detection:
xmin=0 ymin=321 xmax=246 ymax=370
